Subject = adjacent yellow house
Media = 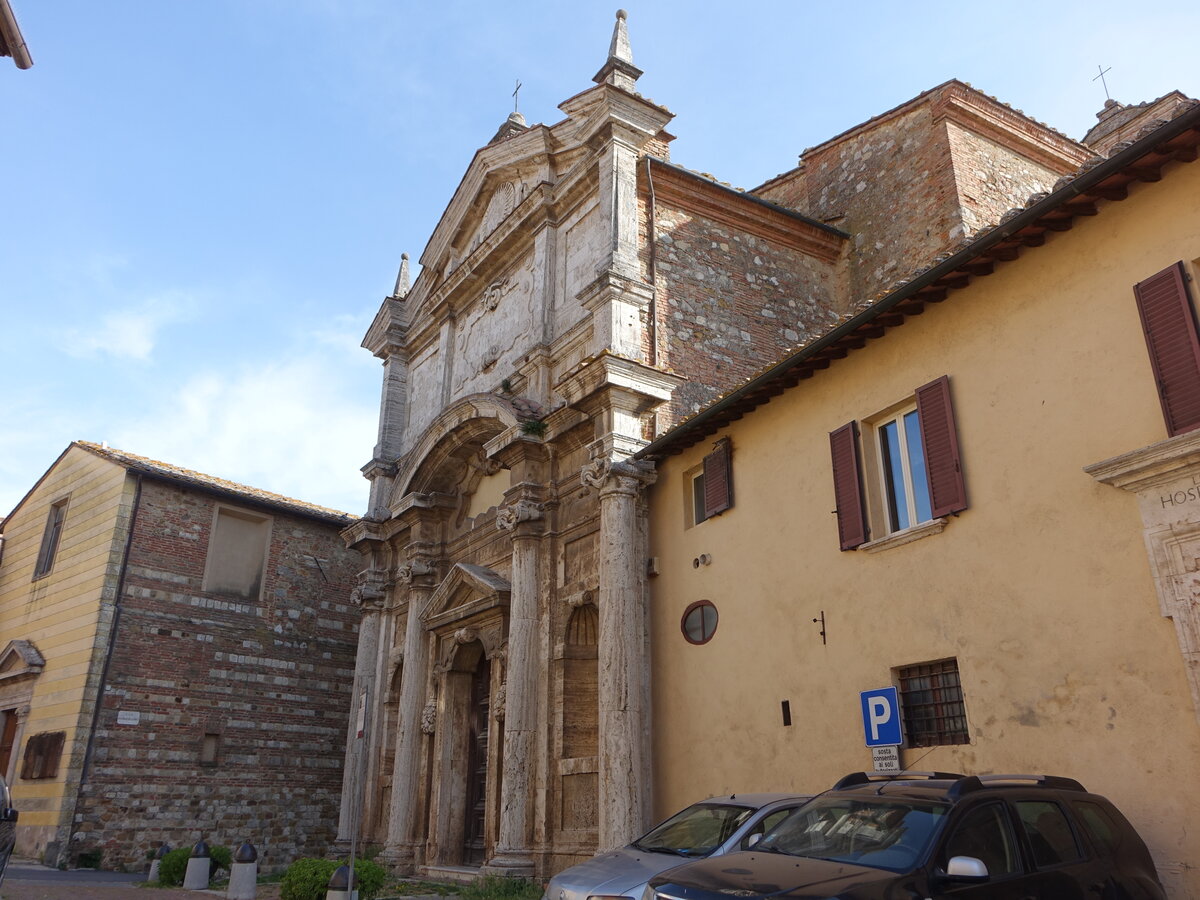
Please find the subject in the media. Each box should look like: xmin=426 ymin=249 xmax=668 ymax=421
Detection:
xmin=638 ymin=103 xmax=1200 ymax=895
xmin=0 ymin=443 xmax=361 ymax=868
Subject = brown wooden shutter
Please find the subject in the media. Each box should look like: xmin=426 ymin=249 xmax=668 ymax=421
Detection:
xmin=830 ymin=421 xmax=868 ymax=550
xmin=1134 ymin=261 xmax=1200 ymax=437
xmin=915 ymin=375 xmax=967 ymax=518
xmin=703 ymin=438 xmax=733 ymax=518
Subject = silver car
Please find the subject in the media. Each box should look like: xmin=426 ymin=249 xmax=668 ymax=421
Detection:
xmin=0 ymin=773 xmax=16 ymax=888
xmin=544 ymin=793 xmax=811 ymax=900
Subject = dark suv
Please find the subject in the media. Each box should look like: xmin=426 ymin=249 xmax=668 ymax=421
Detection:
xmin=645 ymin=772 xmax=1165 ymax=900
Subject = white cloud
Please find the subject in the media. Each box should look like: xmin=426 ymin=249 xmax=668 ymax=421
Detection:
xmin=63 ymin=294 xmax=193 ymax=361
xmin=111 ymin=351 xmax=378 ymax=515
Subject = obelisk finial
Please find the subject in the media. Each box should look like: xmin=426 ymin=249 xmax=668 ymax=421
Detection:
xmin=392 ymin=253 xmax=410 ymax=299
xmin=593 ymin=9 xmax=642 ymax=90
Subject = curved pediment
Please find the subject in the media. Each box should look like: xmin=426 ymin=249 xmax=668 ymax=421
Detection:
xmin=423 ymin=562 xmax=511 ymax=632
xmin=392 ymin=394 xmax=521 ymax=504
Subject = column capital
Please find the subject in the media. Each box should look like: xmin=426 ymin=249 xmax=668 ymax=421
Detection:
xmin=350 ymin=567 xmax=391 ymax=611
xmin=496 ymin=499 xmax=546 ymax=533
xmin=582 ymin=456 xmax=657 ymax=496
xmin=397 ymin=559 xmax=436 ymax=584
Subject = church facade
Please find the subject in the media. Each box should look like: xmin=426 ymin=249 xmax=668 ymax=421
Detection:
xmin=337 ymin=11 xmax=1170 ymax=882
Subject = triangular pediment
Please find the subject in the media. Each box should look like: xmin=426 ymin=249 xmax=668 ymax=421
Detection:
xmin=0 ymin=639 xmax=45 ymax=683
xmin=423 ymin=562 xmax=510 ymax=631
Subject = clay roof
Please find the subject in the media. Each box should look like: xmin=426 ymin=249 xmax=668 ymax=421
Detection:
xmin=74 ymin=441 xmax=355 ymax=525
xmin=638 ymin=99 xmax=1200 ymax=461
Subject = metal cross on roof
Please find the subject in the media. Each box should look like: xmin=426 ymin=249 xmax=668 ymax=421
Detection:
xmin=513 ymin=79 xmax=522 ymax=113
xmin=1093 ymin=64 xmax=1113 ymax=101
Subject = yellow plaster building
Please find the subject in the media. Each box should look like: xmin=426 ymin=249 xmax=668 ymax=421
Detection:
xmin=638 ymin=102 xmax=1200 ymax=895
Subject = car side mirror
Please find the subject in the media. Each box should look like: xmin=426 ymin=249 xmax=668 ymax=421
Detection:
xmin=745 ymin=833 xmax=762 ymax=849
xmin=940 ymin=856 xmax=988 ymax=882
xmin=1 ymin=808 xmax=17 ymax=823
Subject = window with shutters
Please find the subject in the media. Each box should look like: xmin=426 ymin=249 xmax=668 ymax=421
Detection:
xmin=830 ymin=376 xmax=966 ymax=551
xmin=1134 ymin=260 xmax=1200 ymax=437
xmin=685 ymin=438 xmax=734 ymax=527
xmin=33 ymin=497 xmax=69 ymax=579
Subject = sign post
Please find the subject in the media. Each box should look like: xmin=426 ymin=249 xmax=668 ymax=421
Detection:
xmin=860 ymin=687 xmax=903 ymax=773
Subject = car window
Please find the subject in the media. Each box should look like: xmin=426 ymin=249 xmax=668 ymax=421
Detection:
xmin=739 ymin=806 xmax=799 ymax=850
xmin=635 ymin=803 xmax=754 ymax=857
xmin=1069 ymin=801 xmax=1121 ymax=856
xmin=940 ymin=803 xmax=1021 ymax=877
xmin=1015 ymin=801 xmax=1081 ymax=868
xmin=758 ymin=797 xmax=946 ymax=872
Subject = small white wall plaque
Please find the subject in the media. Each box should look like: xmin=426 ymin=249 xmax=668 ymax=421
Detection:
xmin=116 ymin=710 xmax=141 ymax=726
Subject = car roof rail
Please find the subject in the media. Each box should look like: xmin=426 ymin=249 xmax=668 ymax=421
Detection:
xmin=832 ymin=771 xmax=966 ymax=790
xmin=948 ymin=774 xmax=1087 ymax=798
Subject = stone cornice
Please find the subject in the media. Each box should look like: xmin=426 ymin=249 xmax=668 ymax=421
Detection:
xmin=932 ymin=82 xmax=1091 ymax=174
xmin=555 ymin=351 xmax=685 ymax=408
xmin=361 ymin=295 xmax=409 ymax=359
xmin=1084 ymin=430 xmax=1200 ymax=491
xmin=648 ymin=161 xmax=847 ymax=263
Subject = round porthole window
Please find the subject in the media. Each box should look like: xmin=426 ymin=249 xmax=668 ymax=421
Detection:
xmin=681 ymin=600 xmax=718 ymax=645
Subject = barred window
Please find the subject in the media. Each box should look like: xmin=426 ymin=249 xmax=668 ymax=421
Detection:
xmin=897 ymin=659 xmax=968 ymax=746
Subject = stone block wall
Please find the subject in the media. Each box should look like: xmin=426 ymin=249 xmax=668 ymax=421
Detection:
xmin=646 ymin=189 xmax=840 ymax=425
xmin=69 ymin=478 xmax=360 ymax=871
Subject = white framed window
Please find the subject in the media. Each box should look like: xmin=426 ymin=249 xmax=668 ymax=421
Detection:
xmin=33 ymin=497 xmax=69 ymax=579
xmin=874 ymin=406 xmax=933 ymax=533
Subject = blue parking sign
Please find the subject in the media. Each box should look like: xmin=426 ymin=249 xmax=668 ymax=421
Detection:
xmin=860 ymin=687 xmax=903 ymax=747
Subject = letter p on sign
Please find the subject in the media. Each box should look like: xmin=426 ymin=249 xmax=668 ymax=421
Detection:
xmin=860 ymin=687 xmax=903 ymax=747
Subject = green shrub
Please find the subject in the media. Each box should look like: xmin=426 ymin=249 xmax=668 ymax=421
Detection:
xmin=157 ymin=847 xmax=191 ymax=886
xmin=280 ymin=857 xmax=388 ymax=900
xmin=460 ymin=875 xmax=543 ymax=900
xmin=156 ymin=844 xmax=231 ymax=886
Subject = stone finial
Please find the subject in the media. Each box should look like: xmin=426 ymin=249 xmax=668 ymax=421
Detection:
xmin=593 ymin=9 xmax=643 ymax=90
xmin=392 ymin=253 xmax=410 ymax=299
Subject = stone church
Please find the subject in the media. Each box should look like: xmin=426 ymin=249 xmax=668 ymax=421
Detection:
xmin=336 ymin=9 xmax=1144 ymax=881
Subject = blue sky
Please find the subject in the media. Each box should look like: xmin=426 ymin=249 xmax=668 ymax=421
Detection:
xmin=3 ymin=1 xmax=1198 ymax=517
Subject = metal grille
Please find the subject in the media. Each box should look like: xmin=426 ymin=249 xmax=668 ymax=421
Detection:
xmin=898 ymin=659 xmax=969 ymax=746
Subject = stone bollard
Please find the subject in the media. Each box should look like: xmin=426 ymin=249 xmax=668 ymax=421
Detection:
xmin=226 ymin=841 xmax=258 ymax=900
xmin=183 ymin=840 xmax=211 ymax=891
xmin=148 ymin=843 xmax=170 ymax=883
xmin=325 ymin=863 xmax=359 ymax=900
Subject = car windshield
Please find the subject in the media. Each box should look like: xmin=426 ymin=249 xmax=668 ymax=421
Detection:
xmin=633 ymin=803 xmax=755 ymax=856
xmin=756 ymin=797 xmax=948 ymax=872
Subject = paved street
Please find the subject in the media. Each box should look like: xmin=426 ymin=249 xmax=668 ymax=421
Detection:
xmin=0 ymin=860 xmax=283 ymax=900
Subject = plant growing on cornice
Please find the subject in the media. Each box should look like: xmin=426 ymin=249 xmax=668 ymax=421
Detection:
xmin=499 ymin=378 xmax=514 ymax=394
xmin=520 ymin=419 xmax=548 ymax=437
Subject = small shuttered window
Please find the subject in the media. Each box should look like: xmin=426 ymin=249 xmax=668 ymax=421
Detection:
xmin=702 ymin=438 xmax=733 ymax=519
xmin=1133 ymin=261 xmax=1200 ymax=437
xmin=830 ymin=421 xmax=868 ymax=550
xmin=915 ymin=375 xmax=967 ymax=518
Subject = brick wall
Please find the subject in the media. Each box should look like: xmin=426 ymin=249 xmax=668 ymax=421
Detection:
xmin=755 ymin=83 xmax=1086 ymax=308
xmin=640 ymin=163 xmax=844 ymax=426
xmin=70 ymin=478 xmax=360 ymax=871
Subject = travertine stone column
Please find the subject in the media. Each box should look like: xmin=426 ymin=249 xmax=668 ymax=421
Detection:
xmin=380 ymin=552 xmax=437 ymax=869
xmin=485 ymin=499 xmax=544 ymax=875
xmin=581 ymin=457 xmax=656 ymax=851
xmin=336 ymin=571 xmax=387 ymax=842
